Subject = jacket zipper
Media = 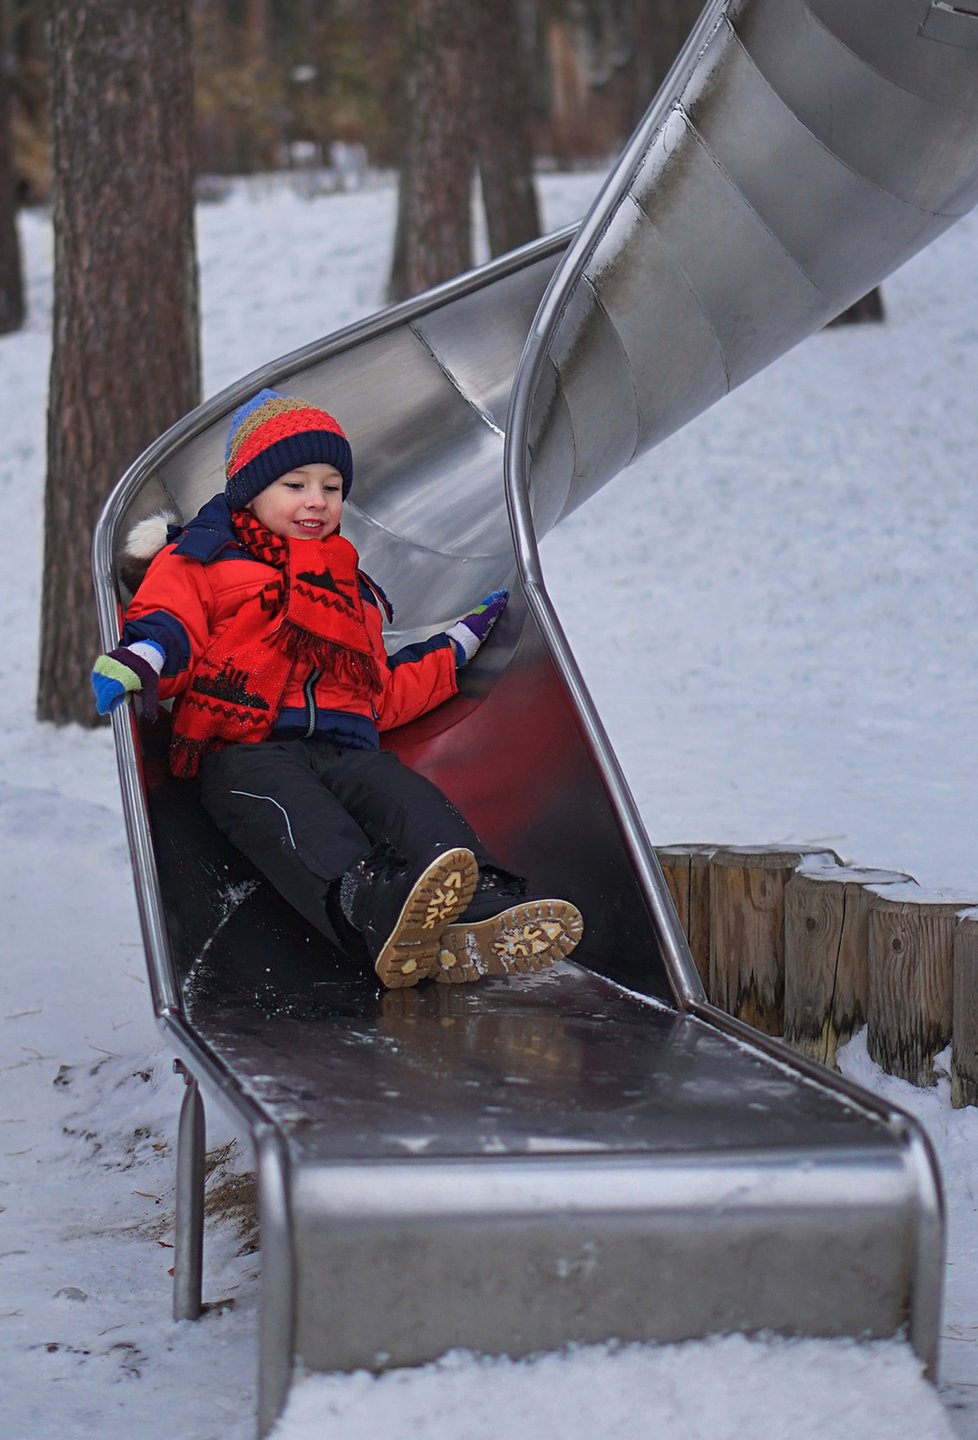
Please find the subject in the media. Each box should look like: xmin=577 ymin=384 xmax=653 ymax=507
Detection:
xmin=303 ymin=668 xmax=320 ymax=738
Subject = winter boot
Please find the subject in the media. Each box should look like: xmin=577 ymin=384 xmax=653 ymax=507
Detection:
xmin=434 ymin=867 xmax=584 ymax=985
xmin=337 ymin=844 xmax=479 ymax=988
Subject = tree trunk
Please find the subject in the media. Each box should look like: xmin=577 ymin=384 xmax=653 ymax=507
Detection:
xmin=387 ymin=0 xmax=474 ymax=303
xmin=244 ymin=0 xmax=271 ymax=68
xmin=647 ymin=0 xmax=703 ymax=92
xmin=0 ymin=2 xmax=25 ymax=333
xmin=38 ymin=0 xmax=200 ymax=727
xmin=472 ymin=0 xmax=541 ymax=259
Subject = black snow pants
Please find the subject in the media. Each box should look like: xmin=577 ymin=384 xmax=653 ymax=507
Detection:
xmin=198 ymin=738 xmax=498 ymax=950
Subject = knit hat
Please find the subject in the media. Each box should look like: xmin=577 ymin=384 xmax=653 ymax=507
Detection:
xmin=224 ymin=389 xmax=354 ymax=508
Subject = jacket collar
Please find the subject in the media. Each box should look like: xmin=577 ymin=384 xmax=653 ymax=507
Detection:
xmin=169 ymin=493 xmax=245 ymax=564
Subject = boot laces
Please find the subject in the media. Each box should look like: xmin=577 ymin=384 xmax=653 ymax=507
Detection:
xmin=358 ymin=843 xmax=410 ymax=881
xmin=474 ymin=866 xmax=526 ymax=902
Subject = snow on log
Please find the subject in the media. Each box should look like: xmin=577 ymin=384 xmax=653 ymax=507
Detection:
xmin=659 ymin=845 xmax=978 ymax=1107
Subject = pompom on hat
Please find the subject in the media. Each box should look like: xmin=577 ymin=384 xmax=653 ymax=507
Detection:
xmin=224 ymin=389 xmax=354 ymax=509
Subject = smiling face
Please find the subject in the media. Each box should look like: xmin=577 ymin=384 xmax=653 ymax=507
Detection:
xmin=248 ymin=463 xmax=344 ymax=540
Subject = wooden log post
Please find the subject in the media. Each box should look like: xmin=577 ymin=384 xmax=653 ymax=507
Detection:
xmin=655 ymin=844 xmax=715 ymax=989
xmin=784 ymin=865 xmax=911 ymax=1069
xmin=952 ymin=909 xmax=978 ymax=1108
xmin=709 ymin=846 xmax=839 ymax=1034
xmin=868 ymin=886 xmax=976 ymax=1086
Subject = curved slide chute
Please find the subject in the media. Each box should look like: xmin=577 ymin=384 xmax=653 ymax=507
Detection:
xmin=94 ymin=2 xmax=978 ymax=1432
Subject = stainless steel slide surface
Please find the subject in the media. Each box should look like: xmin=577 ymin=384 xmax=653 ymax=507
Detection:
xmin=512 ymin=0 xmax=978 ymax=528
xmin=93 ymin=2 xmax=978 ymax=1432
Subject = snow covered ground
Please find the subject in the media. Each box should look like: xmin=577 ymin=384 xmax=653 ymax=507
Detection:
xmin=2 ymin=169 xmax=978 ymax=1439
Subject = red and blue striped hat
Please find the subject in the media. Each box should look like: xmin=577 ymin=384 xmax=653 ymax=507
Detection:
xmin=224 ymin=389 xmax=354 ymax=508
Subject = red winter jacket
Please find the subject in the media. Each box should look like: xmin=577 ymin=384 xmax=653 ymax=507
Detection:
xmin=122 ymin=494 xmax=459 ymax=755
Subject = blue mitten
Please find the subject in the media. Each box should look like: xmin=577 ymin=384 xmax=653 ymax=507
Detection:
xmin=446 ymin=590 xmax=508 ymax=666
xmin=91 ymin=641 xmax=165 ymax=720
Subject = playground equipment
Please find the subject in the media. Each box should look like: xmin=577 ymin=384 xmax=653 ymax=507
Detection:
xmin=93 ymin=1 xmax=978 ymax=1433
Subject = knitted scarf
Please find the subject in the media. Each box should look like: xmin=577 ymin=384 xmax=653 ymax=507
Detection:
xmin=170 ymin=510 xmax=384 ymax=778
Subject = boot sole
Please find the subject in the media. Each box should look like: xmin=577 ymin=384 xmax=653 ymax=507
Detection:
xmin=373 ymin=848 xmax=479 ymax=989
xmin=435 ymin=900 xmax=584 ymax=985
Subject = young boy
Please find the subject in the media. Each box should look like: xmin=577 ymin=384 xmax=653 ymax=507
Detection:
xmin=93 ymin=389 xmax=583 ymax=989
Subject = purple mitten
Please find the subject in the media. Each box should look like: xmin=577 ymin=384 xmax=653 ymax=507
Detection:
xmin=446 ymin=589 xmax=508 ymax=666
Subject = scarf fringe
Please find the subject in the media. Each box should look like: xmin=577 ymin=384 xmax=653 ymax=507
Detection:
xmin=170 ymin=732 xmax=219 ymax=780
xmin=279 ymin=622 xmax=384 ymax=694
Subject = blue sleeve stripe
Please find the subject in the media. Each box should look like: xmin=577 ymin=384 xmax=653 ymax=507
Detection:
xmin=387 ymin=632 xmax=453 ymax=670
xmin=122 ymin=610 xmax=191 ymax=677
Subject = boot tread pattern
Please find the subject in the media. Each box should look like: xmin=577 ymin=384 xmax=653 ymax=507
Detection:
xmin=435 ymin=899 xmax=583 ymax=985
xmin=374 ymin=848 xmax=478 ymax=990
xmin=421 ymin=870 xmax=469 ymax=931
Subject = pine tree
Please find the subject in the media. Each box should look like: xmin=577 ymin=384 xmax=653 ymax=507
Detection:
xmin=388 ymin=0 xmax=474 ymax=301
xmin=473 ymin=0 xmax=541 ymax=259
xmin=0 ymin=0 xmax=25 ymax=333
xmin=388 ymin=0 xmax=542 ymax=302
xmin=38 ymin=0 xmax=200 ymax=726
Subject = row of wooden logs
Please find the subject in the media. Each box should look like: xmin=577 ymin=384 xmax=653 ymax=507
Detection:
xmin=654 ymin=843 xmax=978 ymax=1107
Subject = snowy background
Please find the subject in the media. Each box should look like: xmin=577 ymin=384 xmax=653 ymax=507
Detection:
xmin=2 ymin=168 xmax=978 ymax=1439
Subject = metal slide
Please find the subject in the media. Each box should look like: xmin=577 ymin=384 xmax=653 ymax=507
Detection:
xmin=93 ymin=2 xmax=978 ymax=1433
